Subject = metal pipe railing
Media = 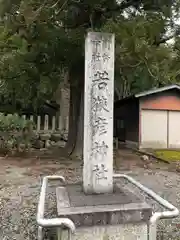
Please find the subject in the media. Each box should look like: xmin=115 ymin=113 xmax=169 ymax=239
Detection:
xmin=37 ymin=174 xmax=179 ymax=240
xmin=114 ymin=174 xmax=179 ymax=240
xmin=37 ymin=176 xmax=76 ymax=240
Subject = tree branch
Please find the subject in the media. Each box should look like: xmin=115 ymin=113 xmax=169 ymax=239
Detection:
xmin=2 ymin=71 xmax=26 ymax=80
xmin=117 ymin=0 xmax=140 ymax=10
xmin=154 ymin=28 xmax=180 ymax=46
xmin=107 ymin=0 xmax=141 ymax=13
xmin=154 ymin=34 xmax=175 ymax=45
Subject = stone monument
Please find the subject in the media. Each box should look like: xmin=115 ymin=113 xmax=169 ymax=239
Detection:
xmin=83 ymin=32 xmax=114 ymax=194
xmin=56 ymin=32 xmax=152 ymax=240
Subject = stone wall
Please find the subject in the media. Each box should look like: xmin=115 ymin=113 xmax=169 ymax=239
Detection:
xmin=32 ymin=132 xmax=67 ymax=149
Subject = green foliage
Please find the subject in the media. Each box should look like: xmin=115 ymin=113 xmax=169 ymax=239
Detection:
xmin=101 ymin=10 xmax=180 ymax=97
xmin=0 ymin=113 xmax=34 ymax=131
xmin=0 ymin=113 xmax=34 ymax=154
xmin=0 ymin=0 xmax=180 ymax=103
xmin=155 ymin=150 xmax=180 ymax=162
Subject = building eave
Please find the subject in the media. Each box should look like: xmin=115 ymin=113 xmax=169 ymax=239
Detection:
xmin=135 ymin=84 xmax=180 ymax=98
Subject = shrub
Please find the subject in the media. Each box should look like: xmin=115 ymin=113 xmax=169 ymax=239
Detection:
xmin=0 ymin=113 xmax=35 ymax=154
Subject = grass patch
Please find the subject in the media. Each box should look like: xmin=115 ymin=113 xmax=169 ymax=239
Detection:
xmin=155 ymin=150 xmax=180 ymax=162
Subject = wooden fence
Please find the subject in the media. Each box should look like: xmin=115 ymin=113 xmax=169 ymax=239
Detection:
xmin=22 ymin=114 xmax=69 ymax=132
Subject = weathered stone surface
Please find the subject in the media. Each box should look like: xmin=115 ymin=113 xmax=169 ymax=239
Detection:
xmin=32 ymin=139 xmax=44 ymax=149
xmin=58 ymin=223 xmax=148 ymax=240
xmin=83 ymin=32 xmax=115 ymax=194
xmin=56 ymin=182 xmax=152 ymax=228
xmin=39 ymin=133 xmax=51 ymax=141
xmin=19 ymin=143 xmax=26 ymax=150
xmin=61 ymin=132 xmax=68 ymax=141
xmin=54 ymin=140 xmax=66 ymax=148
xmin=50 ymin=133 xmax=62 ymax=142
xmin=45 ymin=140 xmax=51 ymax=148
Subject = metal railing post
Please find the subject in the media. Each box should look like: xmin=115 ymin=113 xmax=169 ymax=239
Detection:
xmin=114 ymin=174 xmax=179 ymax=240
xmin=37 ymin=176 xmax=76 ymax=240
xmin=37 ymin=174 xmax=179 ymax=240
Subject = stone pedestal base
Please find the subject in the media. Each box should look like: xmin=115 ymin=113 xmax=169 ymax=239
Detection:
xmin=56 ymin=181 xmax=152 ymax=240
xmin=58 ymin=223 xmax=148 ymax=240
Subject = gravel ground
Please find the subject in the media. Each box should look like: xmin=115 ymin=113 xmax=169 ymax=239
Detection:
xmin=0 ymin=149 xmax=180 ymax=240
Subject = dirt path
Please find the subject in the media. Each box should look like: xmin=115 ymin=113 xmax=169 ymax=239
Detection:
xmin=0 ymin=148 xmax=180 ymax=239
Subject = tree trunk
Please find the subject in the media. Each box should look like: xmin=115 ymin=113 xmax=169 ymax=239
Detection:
xmin=65 ymin=76 xmax=84 ymax=159
xmin=53 ymin=71 xmax=70 ymax=136
xmin=60 ymin=87 xmax=70 ymax=133
xmin=71 ymin=88 xmax=84 ymax=158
